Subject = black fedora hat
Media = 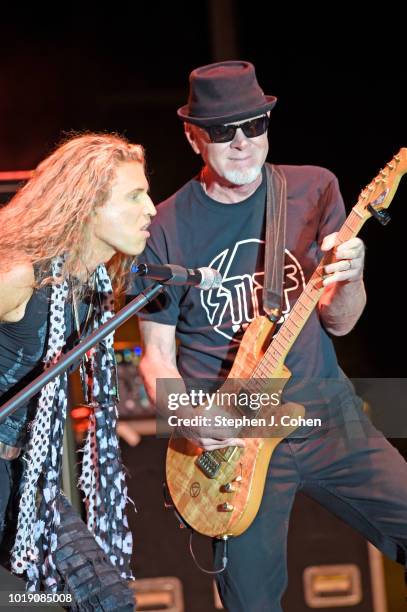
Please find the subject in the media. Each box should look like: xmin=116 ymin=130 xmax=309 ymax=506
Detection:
xmin=177 ymin=60 xmax=277 ymax=126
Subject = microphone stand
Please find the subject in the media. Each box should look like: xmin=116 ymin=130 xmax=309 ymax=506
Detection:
xmin=0 ymin=283 xmax=164 ymax=423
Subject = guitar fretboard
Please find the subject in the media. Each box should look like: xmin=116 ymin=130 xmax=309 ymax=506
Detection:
xmin=254 ymin=208 xmax=365 ymax=381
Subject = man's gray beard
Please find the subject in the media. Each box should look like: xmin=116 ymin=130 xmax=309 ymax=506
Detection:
xmin=223 ymin=165 xmax=262 ymax=186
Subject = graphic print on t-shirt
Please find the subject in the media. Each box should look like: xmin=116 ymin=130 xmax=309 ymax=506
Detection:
xmin=200 ymin=239 xmax=306 ymax=342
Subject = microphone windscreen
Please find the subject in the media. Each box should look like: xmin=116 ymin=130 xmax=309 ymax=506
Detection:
xmin=198 ymin=268 xmax=222 ymax=290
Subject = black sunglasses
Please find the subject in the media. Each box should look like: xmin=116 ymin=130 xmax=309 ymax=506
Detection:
xmin=203 ymin=115 xmax=269 ymax=143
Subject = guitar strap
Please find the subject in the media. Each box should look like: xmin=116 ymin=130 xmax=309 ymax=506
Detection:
xmin=263 ymin=163 xmax=287 ymax=321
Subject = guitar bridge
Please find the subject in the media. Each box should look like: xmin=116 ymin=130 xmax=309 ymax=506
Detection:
xmin=196 ymin=446 xmax=238 ymax=479
xmin=196 ymin=452 xmax=221 ymax=478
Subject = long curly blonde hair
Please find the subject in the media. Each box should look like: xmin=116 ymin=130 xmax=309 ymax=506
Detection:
xmin=0 ymin=132 xmax=145 ymax=294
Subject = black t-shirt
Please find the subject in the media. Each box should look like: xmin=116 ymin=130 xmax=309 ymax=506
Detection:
xmin=130 ymin=164 xmax=346 ymax=386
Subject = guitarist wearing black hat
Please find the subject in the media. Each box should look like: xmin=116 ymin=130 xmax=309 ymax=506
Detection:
xmin=132 ymin=61 xmax=407 ymax=611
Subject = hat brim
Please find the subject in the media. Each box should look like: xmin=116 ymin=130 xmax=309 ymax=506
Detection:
xmin=177 ymin=96 xmax=277 ymax=126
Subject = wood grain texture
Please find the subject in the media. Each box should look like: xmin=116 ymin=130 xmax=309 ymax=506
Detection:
xmin=165 ymin=316 xmax=302 ymax=538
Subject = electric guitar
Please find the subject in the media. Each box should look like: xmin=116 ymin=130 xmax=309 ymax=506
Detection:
xmin=166 ymin=149 xmax=407 ymax=538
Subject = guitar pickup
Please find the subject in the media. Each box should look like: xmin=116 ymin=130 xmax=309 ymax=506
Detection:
xmin=196 ymin=452 xmax=221 ymax=478
xmin=216 ymin=446 xmax=238 ymax=462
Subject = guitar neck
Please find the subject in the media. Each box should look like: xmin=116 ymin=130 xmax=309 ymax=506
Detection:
xmin=261 ymin=211 xmax=364 ymax=373
xmin=252 ymin=149 xmax=407 ymax=379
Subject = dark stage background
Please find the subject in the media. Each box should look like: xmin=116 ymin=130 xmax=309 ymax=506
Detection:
xmin=1 ymin=3 xmax=406 ymax=609
xmin=1 ymin=0 xmax=406 ymax=490
xmin=1 ymin=3 xmax=405 ymax=379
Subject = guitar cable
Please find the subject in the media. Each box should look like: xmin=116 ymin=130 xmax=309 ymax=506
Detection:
xmin=162 ymin=482 xmax=229 ymax=574
xmin=189 ymin=530 xmax=229 ymax=574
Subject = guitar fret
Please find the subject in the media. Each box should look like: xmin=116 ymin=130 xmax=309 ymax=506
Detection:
xmin=285 ymin=319 xmax=298 ymax=333
xmin=254 ymin=362 xmax=277 ymax=380
xmin=245 ymin=379 xmax=262 ymax=393
xmin=254 ymin=377 xmax=268 ymax=389
xmin=352 ymin=207 xmax=365 ymax=219
xmin=278 ymin=326 xmax=292 ymax=340
xmin=252 ymin=363 xmax=274 ymax=380
xmin=266 ymin=346 xmax=282 ymax=361
xmin=296 ymin=299 xmax=311 ymax=312
xmin=343 ymin=220 xmax=355 ymax=234
xmin=292 ymin=310 xmax=306 ymax=324
xmin=286 ymin=316 xmax=300 ymax=329
xmin=265 ymin=351 xmax=280 ymax=366
xmin=253 ymin=362 xmax=270 ymax=376
xmin=272 ymin=337 xmax=288 ymax=354
xmin=300 ymin=293 xmax=314 ymax=308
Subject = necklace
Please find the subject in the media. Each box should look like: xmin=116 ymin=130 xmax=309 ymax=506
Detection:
xmin=71 ymin=274 xmax=96 ymax=405
xmin=71 ymin=274 xmax=96 ymax=340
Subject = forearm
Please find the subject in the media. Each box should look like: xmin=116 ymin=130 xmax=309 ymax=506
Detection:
xmin=319 ymin=278 xmax=366 ymax=336
xmin=139 ymin=353 xmax=211 ymax=437
xmin=139 ymin=353 xmax=184 ymax=407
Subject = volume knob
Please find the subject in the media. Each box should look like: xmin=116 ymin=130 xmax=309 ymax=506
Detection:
xmin=219 ymin=502 xmax=234 ymax=512
xmin=221 ymin=483 xmax=236 ymax=493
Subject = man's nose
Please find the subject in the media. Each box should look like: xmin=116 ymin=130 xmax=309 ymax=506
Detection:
xmin=145 ymin=195 xmax=156 ymax=216
xmin=230 ymin=127 xmax=249 ymax=147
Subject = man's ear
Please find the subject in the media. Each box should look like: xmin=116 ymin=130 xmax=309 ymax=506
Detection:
xmin=184 ymin=123 xmax=201 ymax=155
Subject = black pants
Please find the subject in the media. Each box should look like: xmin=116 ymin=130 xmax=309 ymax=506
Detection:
xmin=0 ymin=457 xmax=135 ymax=611
xmin=214 ymin=417 xmax=407 ymax=611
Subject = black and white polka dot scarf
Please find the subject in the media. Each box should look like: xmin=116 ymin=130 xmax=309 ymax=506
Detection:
xmin=10 ymin=256 xmax=133 ymax=591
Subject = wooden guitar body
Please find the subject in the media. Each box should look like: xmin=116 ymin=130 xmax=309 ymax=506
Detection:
xmin=166 ymin=316 xmax=302 ymax=537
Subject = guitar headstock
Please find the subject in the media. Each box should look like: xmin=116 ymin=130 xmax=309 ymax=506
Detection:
xmin=354 ymin=148 xmax=407 ymax=224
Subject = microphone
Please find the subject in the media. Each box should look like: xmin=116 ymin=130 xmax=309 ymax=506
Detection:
xmin=132 ymin=263 xmax=222 ymax=290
